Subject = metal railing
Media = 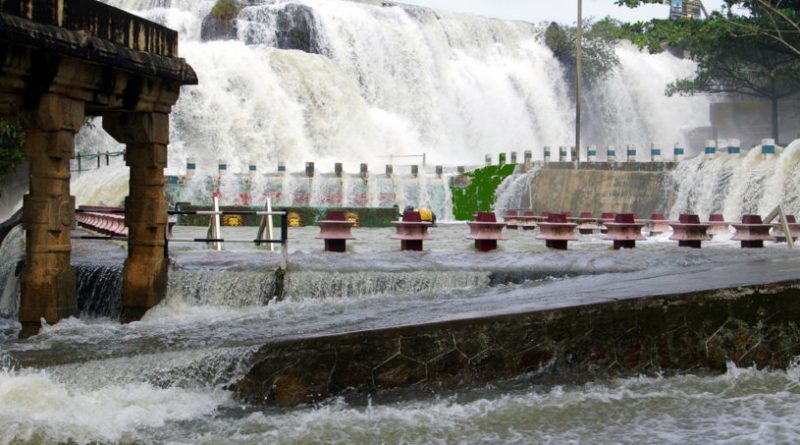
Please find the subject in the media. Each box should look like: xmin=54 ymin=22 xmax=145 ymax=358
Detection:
xmin=73 ymin=202 xmax=291 ymax=268
xmin=71 ymin=151 xmax=126 ymax=173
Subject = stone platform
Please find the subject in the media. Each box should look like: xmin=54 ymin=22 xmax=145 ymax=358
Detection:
xmin=235 ymin=255 xmax=800 ymax=406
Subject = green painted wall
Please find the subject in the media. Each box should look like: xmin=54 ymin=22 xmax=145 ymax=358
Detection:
xmin=175 ymin=204 xmax=397 ymax=228
xmin=450 ymin=164 xmax=516 ymax=220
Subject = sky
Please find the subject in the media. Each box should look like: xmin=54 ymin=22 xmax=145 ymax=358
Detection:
xmin=397 ymin=0 xmax=727 ymax=24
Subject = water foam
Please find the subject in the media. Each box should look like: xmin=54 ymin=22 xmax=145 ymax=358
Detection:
xmin=0 ymin=367 xmax=229 ymax=445
xmin=671 ymin=139 xmax=800 ymax=219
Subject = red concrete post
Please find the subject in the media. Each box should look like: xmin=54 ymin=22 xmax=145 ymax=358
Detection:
xmin=731 ymin=215 xmax=774 ymax=248
xmin=602 ymin=213 xmax=646 ymax=249
xmin=668 ymin=214 xmax=711 ymax=248
xmin=391 ymin=211 xmax=431 ymax=251
xmin=316 ymin=210 xmax=356 ymax=252
xmin=466 ymin=211 xmax=507 ymax=252
xmin=535 ymin=213 xmax=578 ymax=250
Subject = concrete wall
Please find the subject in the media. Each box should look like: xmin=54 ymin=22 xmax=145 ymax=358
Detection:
xmin=528 ymin=167 xmax=674 ymax=216
xmin=235 ymin=281 xmax=800 ymax=406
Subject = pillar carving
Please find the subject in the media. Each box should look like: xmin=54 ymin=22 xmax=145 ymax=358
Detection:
xmin=18 ymin=94 xmax=85 ymax=338
xmin=103 ymin=112 xmax=169 ymax=323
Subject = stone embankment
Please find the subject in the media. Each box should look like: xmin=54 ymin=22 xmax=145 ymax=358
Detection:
xmin=235 ymin=263 xmax=800 ymax=406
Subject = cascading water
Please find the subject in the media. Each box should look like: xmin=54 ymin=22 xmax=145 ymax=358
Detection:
xmin=0 ymin=226 xmax=24 ymax=318
xmin=670 ymin=140 xmax=800 ymax=219
xmin=493 ymin=165 xmax=541 ymax=216
xmin=68 ymin=0 xmax=713 ymax=213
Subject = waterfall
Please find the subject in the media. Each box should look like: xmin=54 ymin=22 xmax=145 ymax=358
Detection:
xmin=669 ymin=140 xmax=800 ymax=219
xmin=68 ymin=0 xmax=713 ymax=212
xmin=494 ymin=165 xmax=540 ymax=215
xmin=0 ymin=226 xmax=24 ymax=318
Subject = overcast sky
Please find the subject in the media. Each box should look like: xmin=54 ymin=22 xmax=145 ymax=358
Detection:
xmin=399 ymin=0 xmax=726 ymax=24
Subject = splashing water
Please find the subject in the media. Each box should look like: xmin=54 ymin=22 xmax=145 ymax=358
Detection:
xmin=670 ymin=140 xmax=800 ymax=219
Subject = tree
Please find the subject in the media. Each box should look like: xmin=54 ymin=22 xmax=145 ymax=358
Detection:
xmin=0 ymin=117 xmax=24 ymax=187
xmin=728 ymin=0 xmax=800 ymax=58
xmin=545 ymin=17 xmax=622 ymax=89
xmin=616 ymin=1 xmax=800 ymax=142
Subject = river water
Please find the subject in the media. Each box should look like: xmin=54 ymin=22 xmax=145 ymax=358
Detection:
xmin=1 ymin=225 xmax=800 ymax=444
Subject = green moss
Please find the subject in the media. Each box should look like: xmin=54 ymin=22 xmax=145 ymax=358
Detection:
xmin=211 ymin=0 xmax=240 ymax=21
xmin=450 ymin=164 xmax=516 ymax=220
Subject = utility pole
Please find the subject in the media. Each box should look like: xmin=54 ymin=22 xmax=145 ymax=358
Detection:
xmin=575 ymin=0 xmax=583 ymax=164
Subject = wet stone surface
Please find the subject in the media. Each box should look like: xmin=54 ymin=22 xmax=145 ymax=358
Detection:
xmin=236 ymin=282 xmax=800 ymax=406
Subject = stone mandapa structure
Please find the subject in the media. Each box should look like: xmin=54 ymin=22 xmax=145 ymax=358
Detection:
xmin=0 ymin=0 xmax=197 ymax=337
xmin=236 ymin=280 xmax=800 ymax=406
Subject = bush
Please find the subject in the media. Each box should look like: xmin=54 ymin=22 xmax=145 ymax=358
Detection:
xmin=212 ymin=0 xmax=240 ymax=21
xmin=0 ymin=117 xmax=24 ymax=187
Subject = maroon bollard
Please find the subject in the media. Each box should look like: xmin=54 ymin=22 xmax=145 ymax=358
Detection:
xmin=603 ymin=213 xmax=646 ymax=249
xmin=571 ymin=212 xmax=602 ymax=235
xmin=731 ymin=214 xmax=774 ymax=248
xmin=504 ymin=210 xmax=519 ymax=230
xmin=466 ymin=211 xmax=507 ymax=252
xmin=519 ymin=210 xmax=537 ymax=231
xmin=600 ymin=212 xmax=614 ymax=234
xmin=391 ymin=211 xmax=432 ymax=251
xmin=772 ymin=215 xmax=800 ymax=243
xmin=707 ymin=214 xmax=731 ymax=237
xmin=668 ymin=214 xmax=711 ymax=248
xmin=316 ymin=210 xmax=356 ymax=252
xmin=647 ymin=213 xmax=670 ymax=236
xmin=535 ymin=213 xmax=578 ymax=250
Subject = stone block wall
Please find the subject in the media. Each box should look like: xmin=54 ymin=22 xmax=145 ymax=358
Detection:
xmin=235 ymin=282 xmax=800 ymax=406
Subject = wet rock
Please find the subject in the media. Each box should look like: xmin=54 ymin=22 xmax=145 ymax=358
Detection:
xmin=272 ymin=4 xmax=320 ymax=53
xmin=201 ymin=0 xmax=246 ymax=41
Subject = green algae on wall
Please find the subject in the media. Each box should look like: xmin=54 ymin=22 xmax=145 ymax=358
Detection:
xmin=450 ymin=164 xmax=516 ymax=220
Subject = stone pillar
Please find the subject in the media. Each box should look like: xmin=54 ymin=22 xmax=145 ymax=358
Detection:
xmin=19 ymin=94 xmax=84 ymax=338
xmin=103 ymin=112 xmax=169 ymax=323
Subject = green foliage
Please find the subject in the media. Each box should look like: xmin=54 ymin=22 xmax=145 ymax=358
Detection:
xmin=545 ymin=17 xmax=622 ymax=84
xmin=211 ymin=0 xmax=240 ymax=21
xmin=450 ymin=164 xmax=516 ymax=221
xmin=0 ymin=117 xmax=25 ymax=185
xmin=616 ymin=1 xmax=800 ymax=140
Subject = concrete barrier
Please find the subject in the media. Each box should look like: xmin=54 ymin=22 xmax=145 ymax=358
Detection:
xmin=234 ymin=280 xmax=800 ymax=407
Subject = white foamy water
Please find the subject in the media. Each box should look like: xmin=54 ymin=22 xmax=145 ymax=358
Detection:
xmin=61 ymin=0 xmax=713 ymax=214
xmin=670 ymin=140 xmax=800 ymax=219
xmin=0 ymin=366 xmax=230 ymax=445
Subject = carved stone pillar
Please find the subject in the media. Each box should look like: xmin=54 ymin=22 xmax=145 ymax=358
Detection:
xmin=103 ymin=112 xmax=169 ymax=323
xmin=19 ymin=94 xmax=85 ymax=338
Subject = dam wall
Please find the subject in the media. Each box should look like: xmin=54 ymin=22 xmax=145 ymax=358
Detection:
xmin=528 ymin=163 xmax=676 ymax=216
xmin=235 ymin=280 xmax=800 ymax=406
